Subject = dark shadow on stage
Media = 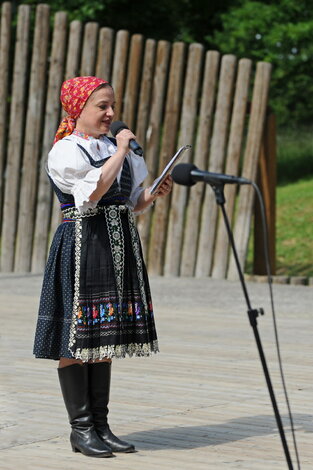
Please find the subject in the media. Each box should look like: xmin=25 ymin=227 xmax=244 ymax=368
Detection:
xmin=122 ymin=413 xmax=313 ymax=451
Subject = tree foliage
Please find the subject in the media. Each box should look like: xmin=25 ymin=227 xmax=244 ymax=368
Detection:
xmin=14 ymin=0 xmax=107 ymax=22
xmin=208 ymin=0 xmax=313 ymax=125
xmin=14 ymin=0 xmax=237 ymax=41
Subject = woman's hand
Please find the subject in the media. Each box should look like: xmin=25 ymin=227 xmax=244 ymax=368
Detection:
xmin=133 ymin=175 xmax=173 ymax=212
xmin=115 ymin=128 xmax=136 ymax=155
xmin=152 ymin=175 xmax=173 ymax=198
xmin=90 ymin=129 xmax=136 ymax=202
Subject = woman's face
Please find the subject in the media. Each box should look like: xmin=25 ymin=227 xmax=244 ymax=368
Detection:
xmin=75 ymin=86 xmax=115 ymax=138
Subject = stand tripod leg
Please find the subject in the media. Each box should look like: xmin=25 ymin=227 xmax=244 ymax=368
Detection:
xmin=212 ymin=184 xmax=293 ymax=470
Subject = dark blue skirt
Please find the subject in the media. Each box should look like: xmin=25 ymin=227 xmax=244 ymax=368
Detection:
xmin=33 ymin=206 xmax=159 ymax=361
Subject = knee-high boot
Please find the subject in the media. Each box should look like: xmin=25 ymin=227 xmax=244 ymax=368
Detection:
xmin=88 ymin=362 xmax=135 ymax=453
xmin=57 ymin=364 xmax=113 ymax=457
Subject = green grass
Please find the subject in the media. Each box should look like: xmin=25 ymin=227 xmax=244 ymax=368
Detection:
xmin=246 ymin=177 xmax=313 ymax=277
xmin=275 ymin=127 xmax=313 ymax=276
xmin=246 ymin=126 xmax=313 ymax=277
xmin=275 ymin=177 xmax=313 ymax=276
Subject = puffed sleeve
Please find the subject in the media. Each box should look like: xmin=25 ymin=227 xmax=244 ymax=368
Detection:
xmin=48 ymin=139 xmax=103 ymax=213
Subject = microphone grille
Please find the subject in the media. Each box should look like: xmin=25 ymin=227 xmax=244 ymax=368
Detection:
xmin=110 ymin=120 xmax=129 ymax=137
xmin=172 ymin=163 xmax=197 ymax=187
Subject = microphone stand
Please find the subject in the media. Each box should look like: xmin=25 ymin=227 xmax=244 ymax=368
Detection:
xmin=210 ymin=182 xmax=293 ymax=469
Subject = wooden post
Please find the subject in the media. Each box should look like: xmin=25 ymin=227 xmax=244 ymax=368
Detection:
xmin=14 ymin=4 xmax=50 ymax=272
xmin=80 ymin=22 xmax=99 ymax=76
xmin=180 ymin=50 xmax=220 ymax=276
xmin=227 ymin=61 xmax=272 ymax=281
xmin=122 ymin=34 xmax=144 ymax=130
xmin=135 ymin=38 xmax=156 ymax=151
xmin=133 ymin=37 xmax=156 ymax=251
xmin=212 ymin=58 xmax=252 ymax=279
xmin=96 ymin=27 xmax=114 ymax=81
xmin=136 ymin=40 xmax=170 ymax=257
xmin=64 ymin=20 xmax=82 ymax=80
xmin=195 ymin=54 xmax=237 ymax=277
xmin=31 ymin=11 xmax=67 ymax=273
xmin=111 ymin=30 xmax=129 ymax=120
xmin=50 ymin=20 xmax=83 ymax=237
xmin=253 ymin=112 xmax=276 ymax=274
xmin=148 ymin=42 xmax=186 ymax=274
xmin=0 ymin=2 xmax=11 ymax=223
xmin=164 ymin=43 xmax=204 ymax=276
xmin=0 ymin=4 xmax=30 ymax=272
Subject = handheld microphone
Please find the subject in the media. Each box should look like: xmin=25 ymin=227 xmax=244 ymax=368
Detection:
xmin=172 ymin=163 xmax=251 ymax=186
xmin=110 ymin=121 xmax=143 ymax=157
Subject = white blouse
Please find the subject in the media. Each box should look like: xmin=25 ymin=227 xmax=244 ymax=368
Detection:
xmin=48 ymin=133 xmax=148 ymax=213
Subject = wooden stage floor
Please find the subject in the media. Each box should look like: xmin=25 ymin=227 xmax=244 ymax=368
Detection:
xmin=0 ymin=274 xmax=312 ymax=469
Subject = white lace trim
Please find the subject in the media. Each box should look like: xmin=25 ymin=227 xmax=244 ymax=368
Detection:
xmin=68 ymin=218 xmax=82 ymax=351
xmin=73 ymin=340 xmax=159 ymax=362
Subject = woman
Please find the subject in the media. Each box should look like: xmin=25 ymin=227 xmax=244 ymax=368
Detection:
xmin=33 ymin=76 xmax=172 ymax=458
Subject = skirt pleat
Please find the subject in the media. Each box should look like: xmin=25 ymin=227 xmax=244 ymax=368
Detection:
xmin=33 ymin=208 xmax=158 ymax=361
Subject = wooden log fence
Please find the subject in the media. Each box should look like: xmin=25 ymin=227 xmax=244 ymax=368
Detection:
xmin=211 ymin=58 xmax=252 ymax=279
xmin=195 ymin=54 xmax=237 ymax=278
xmin=0 ymin=2 xmax=274 ymax=279
xmin=0 ymin=2 xmax=11 ymax=219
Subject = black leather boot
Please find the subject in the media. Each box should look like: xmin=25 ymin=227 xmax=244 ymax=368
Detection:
xmin=58 ymin=364 xmax=113 ymax=457
xmin=88 ymin=362 xmax=135 ymax=453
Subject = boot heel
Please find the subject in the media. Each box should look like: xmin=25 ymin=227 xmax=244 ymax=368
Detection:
xmin=71 ymin=444 xmax=79 ymax=453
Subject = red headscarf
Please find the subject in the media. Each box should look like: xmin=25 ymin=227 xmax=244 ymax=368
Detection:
xmin=54 ymin=76 xmax=108 ymax=144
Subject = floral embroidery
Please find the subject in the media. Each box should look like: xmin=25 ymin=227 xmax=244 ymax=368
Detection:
xmin=67 ymin=204 xmax=158 ymax=360
xmin=72 ymin=129 xmax=90 ymax=140
xmin=77 ymin=300 xmax=150 ymax=326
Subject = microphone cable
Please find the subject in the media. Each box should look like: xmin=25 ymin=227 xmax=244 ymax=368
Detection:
xmin=251 ymin=181 xmax=301 ymax=470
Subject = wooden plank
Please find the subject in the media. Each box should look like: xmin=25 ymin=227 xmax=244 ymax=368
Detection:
xmin=164 ymin=43 xmax=204 ymax=276
xmin=0 ymin=4 xmax=30 ymax=272
xmin=227 ymin=62 xmax=272 ymax=280
xmin=14 ymin=4 xmax=50 ymax=272
xmin=136 ymin=40 xmax=171 ymax=258
xmin=253 ymin=113 xmax=276 ymax=275
xmin=148 ymin=42 xmax=186 ymax=274
xmin=180 ymin=50 xmax=220 ymax=276
xmin=64 ymin=20 xmax=82 ymax=80
xmin=0 ymin=2 xmax=11 ymax=223
xmin=133 ymin=38 xmax=156 ymax=241
xmin=111 ymin=30 xmax=130 ymax=120
xmin=135 ymin=38 xmax=156 ymax=150
xmin=212 ymin=58 xmax=252 ymax=279
xmin=49 ymin=20 xmax=83 ymax=236
xmin=80 ymin=22 xmax=99 ymax=76
xmin=31 ymin=12 xmax=68 ymax=273
xmin=195 ymin=54 xmax=237 ymax=277
xmin=122 ymin=34 xmax=144 ymax=130
xmin=96 ymin=27 xmax=114 ymax=81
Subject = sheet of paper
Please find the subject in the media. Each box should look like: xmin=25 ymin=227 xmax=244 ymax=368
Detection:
xmin=150 ymin=145 xmax=192 ymax=195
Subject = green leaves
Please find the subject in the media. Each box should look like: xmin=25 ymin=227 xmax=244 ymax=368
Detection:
xmin=208 ymin=1 xmax=313 ymax=125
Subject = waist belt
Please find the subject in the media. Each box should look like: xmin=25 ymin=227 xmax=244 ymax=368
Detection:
xmin=62 ymin=204 xmax=128 ymax=222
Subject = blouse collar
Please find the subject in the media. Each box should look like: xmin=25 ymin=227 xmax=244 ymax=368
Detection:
xmin=72 ymin=129 xmax=93 ymax=140
xmin=72 ymin=129 xmax=109 ymax=142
